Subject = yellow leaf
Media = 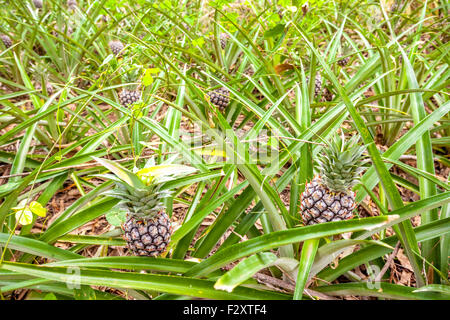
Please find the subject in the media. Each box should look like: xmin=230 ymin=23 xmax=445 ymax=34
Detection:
xmin=195 ymin=148 xmax=227 ymax=157
xmin=15 ymin=208 xmax=33 ymax=225
xmin=137 ymin=164 xmax=197 ymax=178
xmin=29 ymin=201 xmax=47 ymax=217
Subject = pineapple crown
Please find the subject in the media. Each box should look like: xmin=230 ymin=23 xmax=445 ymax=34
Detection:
xmin=316 ymin=133 xmax=369 ymax=193
xmin=93 ymin=157 xmax=197 ymax=221
xmin=121 ymin=65 xmax=142 ymax=90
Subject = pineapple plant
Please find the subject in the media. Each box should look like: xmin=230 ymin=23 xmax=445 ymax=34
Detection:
xmin=337 ymin=45 xmax=352 ymax=67
xmin=1 ymin=34 xmax=12 ymax=48
xmin=93 ymin=157 xmax=196 ymax=257
xmin=119 ymin=66 xmax=142 ymax=107
xmin=109 ymin=40 xmax=124 ymax=56
xmin=300 ymin=134 xmax=368 ymax=225
xmin=207 ymin=87 xmax=230 ymax=111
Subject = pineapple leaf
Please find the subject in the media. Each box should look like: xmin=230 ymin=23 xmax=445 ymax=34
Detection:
xmin=136 ymin=164 xmax=197 ymax=182
xmin=105 ymin=207 xmax=127 ymax=227
xmin=92 ymin=157 xmax=146 ymax=189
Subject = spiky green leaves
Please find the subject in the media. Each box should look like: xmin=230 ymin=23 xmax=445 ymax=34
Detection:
xmin=93 ymin=157 xmax=146 ymax=190
xmin=93 ymin=157 xmax=196 ymax=221
xmin=316 ymin=134 xmax=369 ymax=193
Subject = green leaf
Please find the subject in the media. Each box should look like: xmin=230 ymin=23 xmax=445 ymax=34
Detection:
xmin=43 ymin=293 xmax=58 ymax=300
xmin=0 ymin=262 xmax=290 ymax=300
xmin=73 ymin=286 xmax=97 ymax=300
xmin=413 ymin=285 xmax=450 ymax=297
xmin=264 ymin=24 xmax=285 ymax=38
xmin=214 ymin=252 xmax=278 ymax=292
xmin=92 ymin=157 xmax=146 ymax=189
xmin=185 ymin=216 xmax=393 ymax=278
xmin=293 ymin=238 xmax=319 ymax=300
xmin=142 ymin=69 xmax=154 ymax=86
xmin=105 ymin=207 xmax=127 ymax=227
xmin=0 ymin=233 xmax=82 ymax=261
xmin=15 ymin=208 xmax=33 ymax=226
xmin=315 ymin=282 xmax=449 ymax=300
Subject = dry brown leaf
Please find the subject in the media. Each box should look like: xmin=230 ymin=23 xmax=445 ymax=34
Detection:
xmin=399 ymin=270 xmax=412 ymax=286
xmin=274 ymin=63 xmax=295 ymax=74
xmin=396 ymin=248 xmax=413 ymax=271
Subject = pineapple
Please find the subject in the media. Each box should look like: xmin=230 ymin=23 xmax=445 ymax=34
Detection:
xmin=93 ymin=157 xmax=196 ymax=257
xmin=119 ymin=90 xmax=141 ymax=107
xmin=207 ymin=87 xmax=230 ymax=111
xmin=337 ymin=56 xmax=350 ymax=67
xmin=1 ymin=34 xmax=12 ymax=49
xmin=119 ymin=67 xmax=141 ymax=107
xmin=323 ymin=87 xmax=334 ymax=101
xmin=313 ymin=74 xmax=322 ymax=96
xmin=306 ymin=74 xmax=322 ymax=97
xmin=300 ymin=134 xmax=368 ymax=225
xmin=33 ymin=0 xmax=43 ymax=8
xmin=123 ymin=213 xmax=172 ymax=256
xmin=219 ymin=33 xmax=230 ymax=49
xmin=67 ymin=0 xmax=77 ymax=10
xmin=109 ymin=40 xmax=124 ymax=56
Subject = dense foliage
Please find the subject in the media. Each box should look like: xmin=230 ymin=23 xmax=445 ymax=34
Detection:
xmin=0 ymin=0 xmax=449 ymax=300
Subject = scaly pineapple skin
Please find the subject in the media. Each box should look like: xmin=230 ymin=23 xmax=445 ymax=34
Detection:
xmin=1 ymin=35 xmax=12 ymax=48
xmin=220 ymin=33 xmax=229 ymax=49
xmin=123 ymin=212 xmax=172 ymax=257
xmin=306 ymin=74 xmax=322 ymax=97
xmin=109 ymin=40 xmax=124 ymax=56
xmin=207 ymin=87 xmax=230 ymax=110
xmin=33 ymin=0 xmax=43 ymax=8
xmin=300 ymin=177 xmax=356 ymax=225
xmin=337 ymin=56 xmax=350 ymax=67
xmin=119 ymin=90 xmax=141 ymax=107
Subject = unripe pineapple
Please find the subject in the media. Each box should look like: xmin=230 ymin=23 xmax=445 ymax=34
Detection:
xmin=337 ymin=45 xmax=352 ymax=67
xmin=337 ymin=56 xmax=350 ymax=67
xmin=119 ymin=90 xmax=141 ymax=107
xmin=300 ymin=134 xmax=368 ymax=225
xmin=219 ymin=33 xmax=230 ymax=49
xmin=314 ymin=74 xmax=322 ymax=96
xmin=207 ymin=87 xmax=230 ymax=111
xmin=1 ymin=34 xmax=12 ymax=48
xmin=108 ymin=40 xmax=124 ymax=56
xmin=323 ymin=87 xmax=334 ymax=101
xmin=306 ymin=74 xmax=322 ymax=97
xmin=33 ymin=0 xmax=43 ymax=8
xmin=123 ymin=214 xmax=172 ymax=256
xmin=119 ymin=66 xmax=141 ymax=107
xmin=93 ymin=157 xmax=196 ymax=257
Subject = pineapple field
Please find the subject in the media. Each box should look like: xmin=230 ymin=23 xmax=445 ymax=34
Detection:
xmin=0 ymin=0 xmax=449 ymax=302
